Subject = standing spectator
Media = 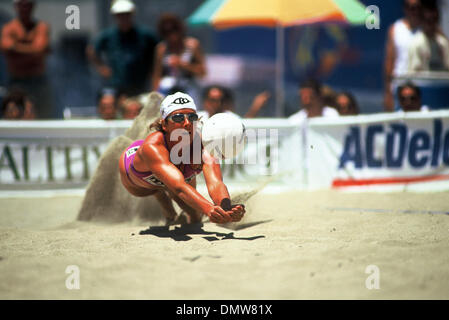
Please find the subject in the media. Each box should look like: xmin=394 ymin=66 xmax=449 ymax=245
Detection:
xmin=152 ymin=13 xmax=206 ymax=102
xmin=384 ymin=0 xmax=422 ymax=111
xmin=397 ymin=81 xmax=429 ymax=112
xmin=87 ymin=0 xmax=158 ymax=97
xmin=198 ymin=84 xmax=270 ymax=120
xmin=288 ymin=79 xmax=339 ymax=125
xmin=1 ymin=87 xmax=36 ymax=120
xmin=408 ymin=2 xmax=449 ymax=72
xmin=335 ymin=92 xmax=360 ymax=116
xmin=0 ymin=0 xmax=53 ymax=118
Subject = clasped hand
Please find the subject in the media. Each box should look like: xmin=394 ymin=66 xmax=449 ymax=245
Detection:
xmin=206 ymin=204 xmax=245 ymax=224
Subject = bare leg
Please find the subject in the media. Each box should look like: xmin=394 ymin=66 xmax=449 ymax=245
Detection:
xmin=167 ymin=190 xmax=203 ymax=223
xmin=119 ymin=151 xmax=193 ymax=224
xmin=153 ymin=190 xmax=178 ymax=221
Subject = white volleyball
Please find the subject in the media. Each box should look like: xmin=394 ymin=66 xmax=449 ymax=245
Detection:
xmin=201 ymin=113 xmax=246 ymax=159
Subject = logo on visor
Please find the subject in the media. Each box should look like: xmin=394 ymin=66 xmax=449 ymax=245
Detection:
xmin=173 ymin=97 xmax=190 ymax=104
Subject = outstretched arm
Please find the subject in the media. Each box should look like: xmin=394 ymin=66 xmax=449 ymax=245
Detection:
xmin=136 ymin=141 xmax=233 ymax=223
xmin=202 ymin=150 xmax=245 ymax=222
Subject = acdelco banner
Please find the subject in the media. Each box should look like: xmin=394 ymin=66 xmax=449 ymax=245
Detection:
xmin=306 ymin=111 xmax=449 ymax=191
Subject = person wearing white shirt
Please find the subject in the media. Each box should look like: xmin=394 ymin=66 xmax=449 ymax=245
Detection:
xmin=408 ymin=3 xmax=449 ymax=72
xmin=396 ymin=81 xmax=429 ymax=112
xmin=198 ymin=84 xmax=270 ymax=121
xmin=383 ymin=0 xmax=421 ymax=111
xmin=288 ymin=79 xmax=339 ymax=126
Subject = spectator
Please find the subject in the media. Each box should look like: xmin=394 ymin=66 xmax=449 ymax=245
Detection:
xmin=97 ymin=89 xmax=118 ymax=120
xmin=397 ymin=81 xmax=429 ymax=112
xmin=408 ymin=2 xmax=449 ymax=72
xmin=1 ymin=87 xmax=36 ymax=120
xmin=288 ymin=79 xmax=339 ymax=125
xmin=198 ymin=84 xmax=270 ymax=120
xmin=120 ymin=97 xmax=142 ymax=119
xmin=0 ymin=0 xmax=53 ymax=118
xmin=384 ymin=0 xmax=422 ymax=111
xmin=87 ymin=0 xmax=158 ymax=97
xmin=335 ymin=92 xmax=360 ymax=116
xmin=152 ymin=13 xmax=206 ymax=102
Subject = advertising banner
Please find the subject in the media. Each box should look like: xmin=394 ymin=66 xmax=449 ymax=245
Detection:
xmin=2 ymin=113 xmax=449 ymax=192
xmin=0 ymin=119 xmax=286 ymax=190
xmin=306 ymin=111 xmax=449 ymax=191
xmin=0 ymin=120 xmax=129 ymax=189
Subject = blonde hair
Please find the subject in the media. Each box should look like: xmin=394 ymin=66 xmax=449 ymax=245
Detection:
xmin=149 ymin=117 xmax=164 ymax=132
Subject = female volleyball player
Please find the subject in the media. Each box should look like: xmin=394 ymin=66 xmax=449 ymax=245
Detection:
xmin=118 ymin=92 xmax=245 ymax=225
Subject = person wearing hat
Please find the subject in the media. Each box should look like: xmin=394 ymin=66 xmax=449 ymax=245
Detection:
xmin=87 ymin=0 xmax=158 ymax=98
xmin=118 ymin=92 xmax=245 ymax=225
xmin=0 ymin=0 xmax=53 ymax=118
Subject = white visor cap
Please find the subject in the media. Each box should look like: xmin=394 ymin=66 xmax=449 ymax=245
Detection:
xmin=111 ymin=0 xmax=135 ymax=14
xmin=160 ymin=92 xmax=197 ymax=120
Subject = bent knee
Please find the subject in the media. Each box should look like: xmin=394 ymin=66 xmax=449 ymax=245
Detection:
xmin=188 ymin=212 xmax=203 ymax=223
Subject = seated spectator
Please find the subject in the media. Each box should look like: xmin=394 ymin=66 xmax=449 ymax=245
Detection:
xmin=198 ymin=84 xmax=270 ymax=120
xmin=397 ymin=81 xmax=429 ymax=112
xmin=0 ymin=0 xmax=53 ymax=118
xmin=120 ymin=97 xmax=142 ymax=119
xmin=198 ymin=85 xmax=229 ymax=119
xmin=1 ymin=87 xmax=36 ymax=120
xmin=288 ymin=79 xmax=339 ymax=125
xmin=335 ymin=92 xmax=360 ymax=115
xmin=408 ymin=2 xmax=449 ymax=72
xmin=97 ymin=89 xmax=118 ymax=120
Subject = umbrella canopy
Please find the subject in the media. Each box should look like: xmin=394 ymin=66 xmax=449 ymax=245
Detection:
xmin=188 ymin=0 xmax=369 ymax=28
xmin=188 ymin=0 xmax=369 ymax=116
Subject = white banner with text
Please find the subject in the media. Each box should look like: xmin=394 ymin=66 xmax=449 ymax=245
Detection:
xmin=1 ymin=112 xmax=449 ymax=192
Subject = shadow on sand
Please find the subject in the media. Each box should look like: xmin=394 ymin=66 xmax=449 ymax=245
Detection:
xmin=139 ymin=220 xmax=271 ymax=242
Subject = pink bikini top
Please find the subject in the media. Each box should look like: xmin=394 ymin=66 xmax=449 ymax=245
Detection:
xmin=125 ymin=139 xmax=203 ymax=188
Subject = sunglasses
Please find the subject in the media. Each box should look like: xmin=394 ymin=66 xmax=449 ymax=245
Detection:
xmin=404 ymin=3 xmax=420 ymax=10
xmin=167 ymin=113 xmax=199 ymax=123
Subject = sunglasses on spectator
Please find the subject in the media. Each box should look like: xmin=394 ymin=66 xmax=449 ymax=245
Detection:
xmin=404 ymin=3 xmax=420 ymax=10
xmin=162 ymin=26 xmax=180 ymax=36
xmin=167 ymin=113 xmax=199 ymax=123
xmin=399 ymin=95 xmax=418 ymax=102
xmin=206 ymin=97 xmax=225 ymax=104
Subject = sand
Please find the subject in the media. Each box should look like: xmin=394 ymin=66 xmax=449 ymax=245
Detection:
xmin=0 ymin=188 xmax=448 ymax=300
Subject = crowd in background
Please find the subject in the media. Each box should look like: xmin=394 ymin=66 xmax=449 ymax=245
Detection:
xmin=1 ymin=0 xmax=448 ymax=121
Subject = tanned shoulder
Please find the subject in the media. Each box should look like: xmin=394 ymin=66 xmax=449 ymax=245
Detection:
xmin=135 ymin=131 xmax=169 ymax=171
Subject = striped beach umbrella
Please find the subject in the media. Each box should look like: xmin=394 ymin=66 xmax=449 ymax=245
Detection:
xmin=188 ymin=0 xmax=370 ymax=116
